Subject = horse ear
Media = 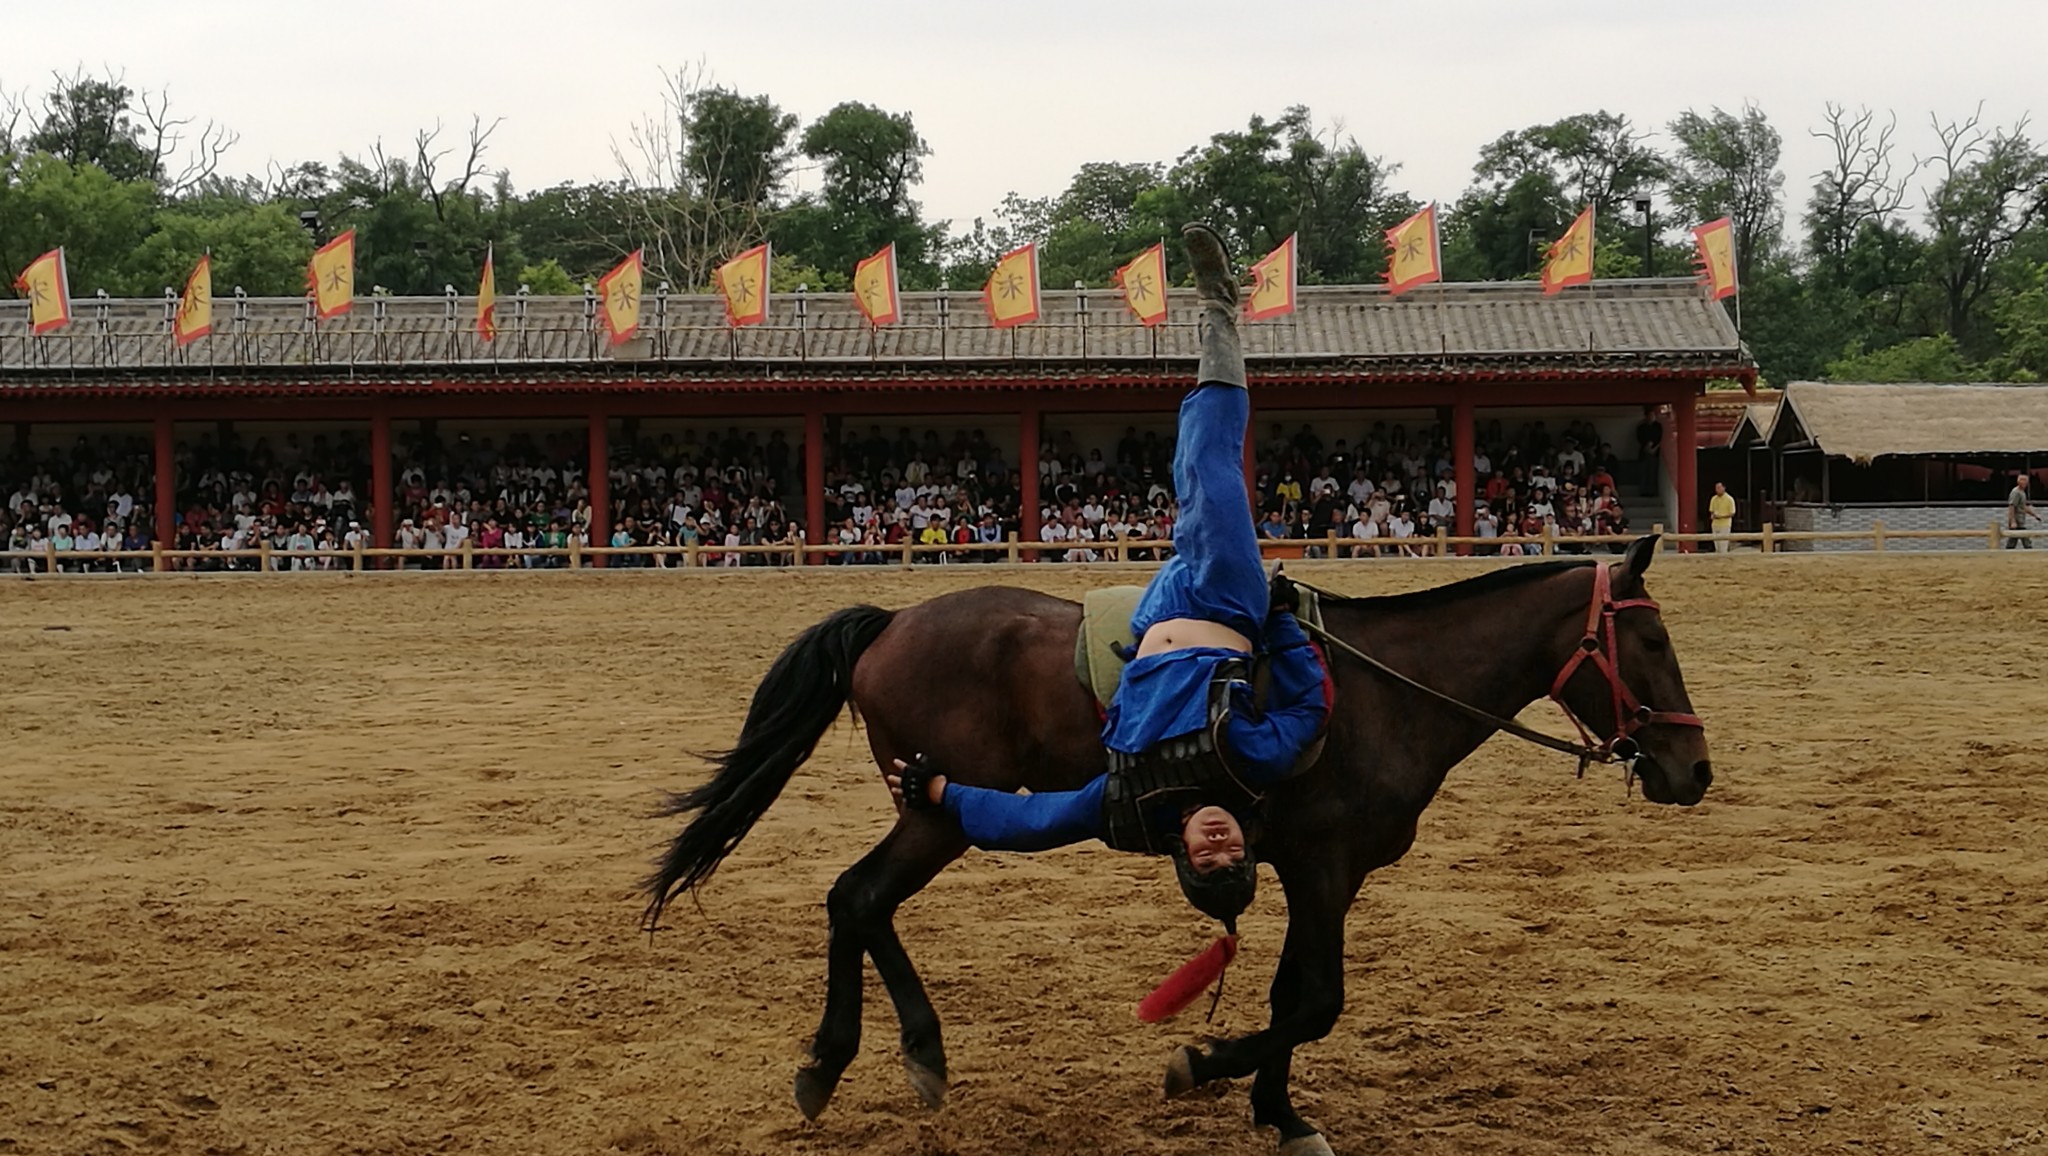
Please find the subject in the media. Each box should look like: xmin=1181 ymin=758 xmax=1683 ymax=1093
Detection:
xmin=1623 ymin=534 xmax=1660 ymax=578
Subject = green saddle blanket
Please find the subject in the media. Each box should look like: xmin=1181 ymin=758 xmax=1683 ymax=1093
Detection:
xmin=1072 ymin=582 xmax=1324 ymax=711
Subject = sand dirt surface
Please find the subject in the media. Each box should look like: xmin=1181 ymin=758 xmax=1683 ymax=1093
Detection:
xmin=2 ymin=556 xmax=2045 ymax=1155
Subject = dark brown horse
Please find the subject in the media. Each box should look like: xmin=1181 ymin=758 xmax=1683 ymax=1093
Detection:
xmin=645 ymin=536 xmax=1711 ymax=1155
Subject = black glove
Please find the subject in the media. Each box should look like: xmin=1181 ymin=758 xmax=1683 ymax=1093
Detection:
xmin=897 ymin=753 xmax=941 ymax=811
xmin=1269 ymin=569 xmax=1300 ymax=616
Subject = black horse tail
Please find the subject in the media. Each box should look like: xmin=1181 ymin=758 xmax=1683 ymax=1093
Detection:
xmin=642 ymin=604 xmax=895 ymax=928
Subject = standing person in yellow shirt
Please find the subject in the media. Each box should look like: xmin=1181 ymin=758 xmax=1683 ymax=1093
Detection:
xmin=1708 ymin=481 xmax=1737 ymax=553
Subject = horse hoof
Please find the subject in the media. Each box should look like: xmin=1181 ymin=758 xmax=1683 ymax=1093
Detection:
xmin=903 ymin=1056 xmax=947 ymax=1110
xmin=793 ymin=1065 xmax=838 ymax=1122
xmin=1278 ymin=1134 xmax=1335 ymax=1156
xmin=1163 ymin=1045 xmax=1201 ymax=1099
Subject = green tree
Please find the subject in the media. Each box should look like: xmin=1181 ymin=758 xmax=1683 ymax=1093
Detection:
xmin=774 ymin=101 xmax=940 ymax=286
xmin=126 ymin=197 xmax=312 ymax=296
xmin=1920 ymin=109 xmax=2048 ymax=349
xmin=24 ymin=73 xmax=159 ymax=183
xmin=1667 ymin=102 xmax=1785 ymax=286
xmin=1446 ymin=111 xmax=1668 ymax=281
xmin=0 ymin=153 xmax=155 ymax=295
xmin=1825 ymin=334 xmax=1978 ymax=382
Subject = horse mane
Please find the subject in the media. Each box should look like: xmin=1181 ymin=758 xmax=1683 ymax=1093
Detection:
xmin=1319 ymin=558 xmax=1597 ymax=612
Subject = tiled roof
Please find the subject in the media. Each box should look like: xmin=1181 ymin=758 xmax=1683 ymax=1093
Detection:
xmin=0 ymin=279 xmax=1749 ymax=385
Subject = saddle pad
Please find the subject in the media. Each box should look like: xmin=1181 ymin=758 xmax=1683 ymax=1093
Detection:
xmin=1072 ymin=580 xmax=1326 ymax=711
xmin=1075 ymin=585 xmax=1146 ymax=709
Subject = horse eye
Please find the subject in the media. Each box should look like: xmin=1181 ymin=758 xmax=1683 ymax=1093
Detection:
xmin=1642 ymin=634 xmax=1669 ymax=654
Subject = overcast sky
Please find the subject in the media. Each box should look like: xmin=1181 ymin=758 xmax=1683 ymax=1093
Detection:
xmin=5 ymin=0 xmax=2041 ymax=235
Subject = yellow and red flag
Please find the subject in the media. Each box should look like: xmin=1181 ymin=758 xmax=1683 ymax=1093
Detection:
xmin=476 ymin=244 xmax=497 ymax=341
xmin=13 ymin=248 xmax=72 ymax=335
xmin=852 ymin=243 xmax=900 ymax=326
xmin=1384 ymin=204 xmax=1441 ymax=295
xmin=984 ymin=242 xmax=1040 ymax=328
xmin=1691 ymin=217 xmax=1739 ymax=300
xmin=1112 ymin=242 xmax=1169 ymax=327
xmin=174 ymin=253 xmax=212 ymax=347
xmin=307 ymin=230 xmax=355 ymax=320
xmin=597 ymin=249 xmax=644 ymax=345
xmin=1245 ymin=234 xmax=1299 ymax=321
xmin=716 ymin=243 xmax=771 ymax=327
xmin=1542 ymin=205 xmax=1596 ymax=295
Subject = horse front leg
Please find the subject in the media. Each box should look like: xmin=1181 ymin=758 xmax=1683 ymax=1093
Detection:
xmin=794 ymin=816 xmax=965 ymax=1121
xmin=1165 ymin=863 xmax=1350 ymax=1155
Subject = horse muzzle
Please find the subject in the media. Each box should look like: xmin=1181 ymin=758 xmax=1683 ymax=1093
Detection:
xmin=1633 ymin=754 xmax=1712 ymax=806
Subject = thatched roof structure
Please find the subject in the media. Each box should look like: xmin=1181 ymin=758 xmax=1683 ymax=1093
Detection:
xmin=1767 ymin=381 xmax=2048 ymax=463
xmin=1727 ymin=402 xmax=1778 ymax=449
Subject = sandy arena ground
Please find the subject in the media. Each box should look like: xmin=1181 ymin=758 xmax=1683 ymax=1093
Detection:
xmin=2 ymin=556 xmax=2046 ymax=1155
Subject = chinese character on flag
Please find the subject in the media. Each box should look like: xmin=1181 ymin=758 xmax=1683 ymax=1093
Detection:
xmin=1113 ymin=242 xmax=1169 ymax=327
xmin=1542 ymin=206 xmax=1595 ymax=295
xmin=1691 ymin=218 xmax=1739 ymax=300
xmin=175 ymin=253 xmax=212 ymax=347
xmin=853 ymin=243 xmax=900 ymax=326
xmin=1245 ymin=234 xmax=1298 ymax=320
xmin=14 ymin=248 xmax=72 ymax=335
xmin=1384 ymin=205 xmax=1441 ymax=296
xmin=984 ymin=243 xmax=1040 ymax=328
xmin=307 ymin=230 xmax=355 ymax=320
xmin=716 ymin=243 xmax=771 ymax=327
xmin=598 ymin=249 xmax=644 ymax=345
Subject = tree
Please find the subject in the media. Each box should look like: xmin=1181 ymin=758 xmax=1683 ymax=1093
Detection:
xmin=1804 ymin=104 xmax=1913 ymax=263
xmin=1920 ymin=107 xmax=2048 ymax=349
xmin=613 ymin=69 xmax=798 ymax=288
xmin=1667 ymin=103 xmax=1785 ymax=285
xmin=0 ymin=153 xmax=155 ymax=295
xmin=774 ymin=101 xmax=939 ymax=286
xmin=1160 ymin=107 xmax=1410 ymax=284
xmin=1447 ymin=111 xmax=1668 ymax=281
xmin=126 ymin=198 xmax=313 ymax=297
xmin=1824 ymin=334 xmax=1978 ymax=382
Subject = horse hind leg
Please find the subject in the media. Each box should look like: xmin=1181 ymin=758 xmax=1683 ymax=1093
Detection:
xmin=794 ymin=816 xmax=965 ymax=1120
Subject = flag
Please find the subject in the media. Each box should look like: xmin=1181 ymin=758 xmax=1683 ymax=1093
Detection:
xmin=1245 ymin=234 xmax=1298 ymax=321
xmin=174 ymin=253 xmax=212 ymax=347
xmin=476 ymin=244 xmax=497 ymax=341
xmin=307 ymin=230 xmax=355 ymax=320
xmin=1384 ymin=204 xmax=1441 ymax=295
xmin=1542 ymin=205 xmax=1595 ymax=295
xmin=597 ymin=249 xmax=644 ymax=345
xmin=1112 ymin=242 xmax=1169 ymax=327
xmin=13 ymin=248 xmax=71 ymax=335
xmin=715 ymin=243 xmax=771 ymax=327
xmin=1691 ymin=217 xmax=1739 ymax=300
xmin=984 ymin=243 xmax=1040 ymax=328
xmin=852 ymin=243 xmax=900 ymax=326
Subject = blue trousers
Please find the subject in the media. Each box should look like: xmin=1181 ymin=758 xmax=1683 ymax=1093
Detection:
xmin=1101 ymin=382 xmax=1329 ymax=780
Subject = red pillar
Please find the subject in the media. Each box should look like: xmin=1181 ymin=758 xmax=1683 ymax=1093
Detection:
xmin=1019 ymin=403 xmax=1041 ymax=548
xmin=587 ymin=411 xmax=609 ymax=568
xmin=153 ymin=415 xmax=174 ymax=549
xmin=369 ymin=408 xmax=393 ymax=557
xmin=804 ymin=408 xmax=826 ymax=564
xmin=1674 ymin=387 xmax=1699 ymax=551
xmin=1452 ymin=392 xmax=1476 ymax=553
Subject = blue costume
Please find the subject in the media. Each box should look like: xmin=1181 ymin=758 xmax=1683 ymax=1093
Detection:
xmin=943 ymin=380 xmax=1331 ymax=853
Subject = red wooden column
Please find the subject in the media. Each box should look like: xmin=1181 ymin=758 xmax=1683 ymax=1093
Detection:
xmin=1674 ymin=386 xmax=1700 ymax=551
xmin=369 ymin=407 xmax=393 ymax=556
xmin=1019 ymin=402 xmax=1041 ymax=547
xmin=803 ymin=408 xmax=826 ymax=564
xmin=587 ymin=411 xmax=609 ymax=567
xmin=152 ymin=414 xmax=175 ymax=551
xmin=1452 ymin=392 xmax=1476 ymax=553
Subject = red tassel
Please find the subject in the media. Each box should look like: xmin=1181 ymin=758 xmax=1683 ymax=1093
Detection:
xmin=1136 ymin=935 xmax=1238 ymax=1024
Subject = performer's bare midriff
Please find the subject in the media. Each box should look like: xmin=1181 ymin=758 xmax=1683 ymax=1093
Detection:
xmin=1137 ymin=618 xmax=1253 ymax=658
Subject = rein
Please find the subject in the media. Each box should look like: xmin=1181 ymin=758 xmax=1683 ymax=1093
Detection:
xmin=1288 ymin=566 xmax=1702 ymax=776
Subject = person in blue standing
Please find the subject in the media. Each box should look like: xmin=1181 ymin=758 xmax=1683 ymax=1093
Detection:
xmin=890 ymin=223 xmax=1331 ymax=935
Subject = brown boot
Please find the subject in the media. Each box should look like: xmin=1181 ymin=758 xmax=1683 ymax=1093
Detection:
xmin=1182 ymin=224 xmax=1245 ymax=389
xmin=1181 ymin=223 xmax=1239 ymax=310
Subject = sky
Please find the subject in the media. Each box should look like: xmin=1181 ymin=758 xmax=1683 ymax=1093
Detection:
xmin=4 ymin=0 xmax=2042 ymax=235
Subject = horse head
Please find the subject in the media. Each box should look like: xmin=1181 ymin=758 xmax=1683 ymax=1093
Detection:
xmin=1551 ymin=534 xmax=1713 ymax=806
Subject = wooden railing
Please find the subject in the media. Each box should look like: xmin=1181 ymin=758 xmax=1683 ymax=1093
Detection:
xmin=4 ymin=521 xmax=2041 ymax=575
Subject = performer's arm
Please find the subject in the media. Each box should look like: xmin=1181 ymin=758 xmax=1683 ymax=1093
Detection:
xmin=941 ymin=775 xmax=1108 ymax=852
xmin=1228 ymin=610 xmax=1335 ymax=783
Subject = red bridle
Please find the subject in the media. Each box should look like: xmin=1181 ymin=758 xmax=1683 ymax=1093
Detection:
xmin=1548 ymin=563 xmax=1705 ymax=764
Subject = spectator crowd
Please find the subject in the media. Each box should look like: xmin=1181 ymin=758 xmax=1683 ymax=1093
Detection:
xmin=3 ymin=413 xmax=1647 ymax=572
